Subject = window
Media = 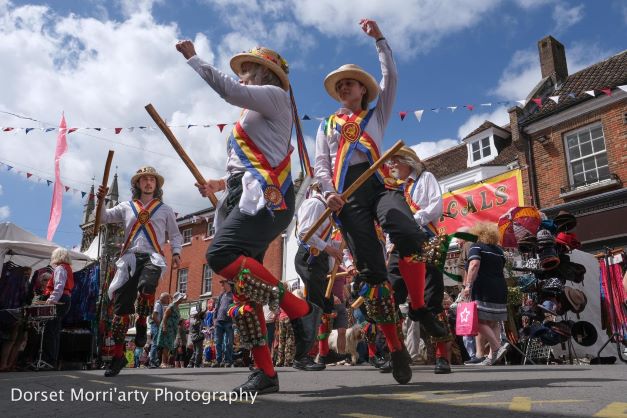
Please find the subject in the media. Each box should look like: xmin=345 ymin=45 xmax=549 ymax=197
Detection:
xmin=206 ymin=220 xmax=215 ymax=238
xmin=177 ymin=268 xmax=188 ymax=293
xmin=182 ymin=228 xmax=192 ymax=244
xmin=202 ymin=264 xmax=213 ymax=295
xmin=564 ymin=124 xmax=609 ymax=187
xmin=470 ymin=137 xmax=491 ymax=162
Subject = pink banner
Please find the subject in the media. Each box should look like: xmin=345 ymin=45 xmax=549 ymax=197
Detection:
xmin=47 ymin=114 xmax=68 ymax=241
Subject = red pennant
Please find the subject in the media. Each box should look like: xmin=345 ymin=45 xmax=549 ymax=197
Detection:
xmin=26 ymin=172 xmax=33 ymax=178
xmin=399 ymin=111 xmax=407 ymax=121
xmin=532 ymin=98 xmax=542 ymax=107
xmin=3 ymin=127 xmax=14 ymax=131
xmin=115 ymin=128 xmax=122 ymax=134
xmin=466 ymin=105 xmax=474 ymax=111
xmin=175 ymin=212 xmax=180 ymax=218
xmin=65 ymin=186 xmax=70 ymax=192
xmin=601 ymin=88 xmax=611 ymax=96
xmin=217 ymin=124 xmax=227 ymax=133
xmin=68 ymin=128 xmax=78 ymax=134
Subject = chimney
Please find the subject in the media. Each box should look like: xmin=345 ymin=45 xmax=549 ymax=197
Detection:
xmin=538 ymin=36 xmax=568 ymax=84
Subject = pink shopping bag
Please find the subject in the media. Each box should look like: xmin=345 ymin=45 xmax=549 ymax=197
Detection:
xmin=456 ymin=301 xmax=479 ymax=336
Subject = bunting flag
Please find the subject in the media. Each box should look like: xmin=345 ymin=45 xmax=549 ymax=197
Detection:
xmin=414 ymin=110 xmax=424 ymax=122
xmin=601 ymin=88 xmax=611 ymax=96
xmin=549 ymin=95 xmax=560 ymax=104
xmin=532 ymin=98 xmax=542 ymax=107
xmin=585 ymin=90 xmax=596 ymax=97
xmin=47 ymin=113 xmax=68 ymax=241
xmin=619 ymin=85 xmax=627 ymax=92
xmin=26 ymin=173 xmax=32 ymax=178
xmin=448 ymin=106 xmax=457 ymax=112
xmin=399 ymin=111 xmax=407 ymax=121
xmin=217 ymin=124 xmax=227 ymax=133
xmin=115 ymin=128 xmax=122 ymax=134
xmin=516 ymin=99 xmax=527 ymax=107
xmin=465 ymin=104 xmax=474 ymax=111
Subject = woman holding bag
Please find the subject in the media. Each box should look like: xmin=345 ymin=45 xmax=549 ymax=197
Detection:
xmin=462 ymin=222 xmax=509 ymax=366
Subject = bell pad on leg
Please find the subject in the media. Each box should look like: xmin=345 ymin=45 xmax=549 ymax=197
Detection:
xmin=111 ymin=315 xmax=130 ymax=345
xmin=359 ymin=282 xmax=397 ymax=324
xmin=136 ymin=292 xmax=155 ymax=317
xmin=429 ymin=311 xmax=454 ymax=343
xmin=228 ymin=302 xmax=266 ymax=349
xmin=232 ymin=268 xmax=283 ymax=311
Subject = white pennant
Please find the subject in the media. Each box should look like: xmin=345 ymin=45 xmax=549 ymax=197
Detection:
xmin=618 ymin=85 xmax=627 ymax=92
xmin=585 ymin=90 xmax=595 ymax=97
xmin=549 ymin=95 xmax=560 ymax=104
xmin=448 ymin=106 xmax=457 ymax=112
xmin=516 ymin=99 xmax=527 ymax=107
xmin=481 ymin=103 xmax=492 ymax=107
xmin=414 ymin=110 xmax=424 ymax=122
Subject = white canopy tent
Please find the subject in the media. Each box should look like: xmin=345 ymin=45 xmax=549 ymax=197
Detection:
xmin=0 ymin=222 xmax=95 ymax=275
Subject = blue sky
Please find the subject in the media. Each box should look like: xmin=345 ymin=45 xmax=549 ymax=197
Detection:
xmin=0 ymin=0 xmax=625 ymax=249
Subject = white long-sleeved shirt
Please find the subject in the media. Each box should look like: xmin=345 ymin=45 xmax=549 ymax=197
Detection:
xmin=405 ymin=169 xmax=443 ymax=227
xmin=314 ymin=39 xmax=397 ymax=194
xmin=99 ymin=200 xmax=183 ymax=256
xmin=47 ymin=265 xmax=68 ymax=303
xmin=187 ymin=56 xmax=292 ymax=175
xmin=295 ymin=196 xmax=332 ymax=253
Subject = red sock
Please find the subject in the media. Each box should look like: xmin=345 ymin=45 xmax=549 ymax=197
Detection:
xmin=251 ymin=346 xmax=275 ymax=377
xmin=398 ymin=258 xmax=426 ymax=310
xmin=113 ymin=343 xmax=125 ymax=358
xmin=368 ymin=343 xmax=377 ymax=358
xmin=379 ymin=323 xmax=402 ymax=352
xmin=318 ymin=321 xmax=330 ymax=356
xmin=435 ymin=341 xmax=448 ymax=358
xmin=218 ymin=256 xmax=309 ymax=319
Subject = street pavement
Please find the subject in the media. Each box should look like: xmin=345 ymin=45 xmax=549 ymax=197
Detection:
xmin=1 ymin=363 xmax=626 ymax=418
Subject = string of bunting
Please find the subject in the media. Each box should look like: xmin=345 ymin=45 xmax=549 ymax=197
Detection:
xmin=2 ymin=85 xmax=624 ymax=132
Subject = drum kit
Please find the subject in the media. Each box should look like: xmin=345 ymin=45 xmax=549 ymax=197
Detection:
xmin=23 ymin=302 xmax=59 ymax=371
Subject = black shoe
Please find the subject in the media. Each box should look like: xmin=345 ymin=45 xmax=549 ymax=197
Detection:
xmin=408 ymin=307 xmax=447 ymax=337
xmin=291 ymin=303 xmax=322 ymax=360
xmin=464 ymin=356 xmax=486 ymax=365
xmin=391 ymin=348 xmax=412 ymax=384
xmin=378 ymin=360 xmax=392 ymax=373
xmin=104 ymin=356 xmax=128 ymax=377
xmin=233 ymin=370 xmax=279 ymax=395
xmin=148 ymin=361 xmax=158 ymax=369
xmin=434 ymin=357 xmax=452 ymax=374
xmin=293 ymin=356 xmax=326 ymax=371
xmin=374 ymin=355 xmax=388 ymax=369
xmin=134 ymin=323 xmax=147 ymax=348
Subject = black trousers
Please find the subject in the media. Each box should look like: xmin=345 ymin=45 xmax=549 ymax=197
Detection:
xmin=113 ymin=253 xmax=162 ymax=316
xmin=295 ymin=245 xmax=333 ymax=313
xmin=337 ymin=162 xmax=427 ymax=285
xmin=207 ymin=173 xmax=295 ymax=273
xmin=388 ymin=251 xmax=444 ymax=314
xmin=42 ymin=294 xmax=71 ymax=366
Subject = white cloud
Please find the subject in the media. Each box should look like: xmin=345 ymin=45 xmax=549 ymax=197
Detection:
xmin=512 ymin=0 xmax=552 ymax=9
xmin=203 ymin=0 xmax=503 ymax=58
xmin=410 ymin=138 xmax=459 ymax=160
xmin=0 ymin=205 xmax=9 ymax=220
xmin=0 ymin=1 xmax=237 ymax=218
xmin=457 ymin=106 xmax=510 ymax=139
xmin=552 ymin=3 xmax=584 ymax=34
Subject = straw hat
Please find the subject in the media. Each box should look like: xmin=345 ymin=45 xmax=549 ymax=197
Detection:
xmin=230 ymin=47 xmax=290 ymax=91
xmin=324 ymin=64 xmax=379 ymax=103
xmin=172 ymin=291 xmax=187 ymax=304
xmin=131 ymin=166 xmax=164 ymax=188
xmin=393 ymin=146 xmax=421 ymax=165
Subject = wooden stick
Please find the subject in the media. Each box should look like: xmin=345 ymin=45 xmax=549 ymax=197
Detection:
xmin=351 ymin=296 xmax=365 ymax=309
xmin=145 ymin=103 xmax=218 ymax=207
xmin=325 ymin=240 xmax=346 ymax=299
xmin=93 ymin=150 xmax=114 ymax=235
xmin=302 ymin=140 xmax=405 ymax=243
xmin=326 ymin=271 xmax=350 ymax=280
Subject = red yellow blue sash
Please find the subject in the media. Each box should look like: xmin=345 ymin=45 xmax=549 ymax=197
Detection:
xmin=229 ymin=122 xmax=292 ymax=210
xmin=325 ymin=110 xmax=401 ymax=193
xmin=403 ymin=178 xmax=438 ymax=237
xmin=121 ymin=199 xmax=164 ymax=255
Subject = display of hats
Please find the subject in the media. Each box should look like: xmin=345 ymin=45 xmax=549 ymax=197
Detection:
xmin=519 ymin=305 xmax=543 ymax=322
xmin=541 ymin=277 xmax=565 ymax=295
xmin=561 ymin=286 xmax=587 ymax=314
xmin=554 ymin=210 xmax=577 ymax=232
xmin=539 ymin=246 xmax=561 ymax=270
xmin=536 ymin=229 xmax=556 ymax=247
xmin=545 ymin=320 xmax=574 ymax=343
xmin=540 ymin=219 xmax=558 ymax=234
xmin=571 ymin=321 xmax=598 ymax=346
xmin=555 ymin=232 xmax=581 ymax=251
xmin=529 ymin=323 xmax=562 ymax=346
xmin=557 ymin=260 xmax=586 ymax=284
xmin=517 ymin=233 xmax=538 ymax=253
xmin=518 ymin=274 xmax=538 ymax=292
xmin=538 ymin=299 xmax=558 ymax=316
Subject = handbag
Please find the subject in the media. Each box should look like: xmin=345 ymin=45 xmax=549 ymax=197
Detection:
xmin=455 ymin=301 xmax=479 ymax=336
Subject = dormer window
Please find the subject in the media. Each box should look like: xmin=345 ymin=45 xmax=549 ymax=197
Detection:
xmin=471 ymin=137 xmax=491 ymax=161
xmin=463 ymin=122 xmax=509 ymax=168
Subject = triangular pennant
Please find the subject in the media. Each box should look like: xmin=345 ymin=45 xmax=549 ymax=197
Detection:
xmin=448 ymin=106 xmax=457 ymax=112
xmin=94 ymin=128 xmax=101 ymax=131
xmin=618 ymin=85 xmax=627 ymax=92
xmin=45 ymin=127 xmax=55 ymax=132
xmin=600 ymin=88 xmax=611 ymax=96
xmin=65 ymin=186 xmax=70 ymax=192
xmin=7 ymin=165 xmax=13 ymax=171
xmin=187 ymin=124 xmax=196 ymax=129
xmin=47 ymin=180 xmax=53 ymax=186
xmin=585 ymin=90 xmax=595 ymax=97
xmin=3 ymin=127 xmax=14 ymax=132
xmin=217 ymin=124 xmax=227 ymax=132
xmin=175 ymin=212 xmax=180 ymax=218
xmin=466 ymin=105 xmax=474 ymax=111
xmin=431 ymin=108 xmax=440 ymax=113
xmin=139 ymin=126 xmax=147 ymax=130
xmin=532 ymin=98 xmax=542 ymax=107
xmin=399 ymin=111 xmax=407 ymax=121
xmin=567 ymin=93 xmax=576 ymax=99
xmin=114 ymin=128 xmax=122 ymax=134
xmin=68 ymin=128 xmax=78 ymax=134
xmin=480 ymin=103 xmax=492 ymax=107
xmin=302 ymin=115 xmax=311 ymax=120
xmin=516 ymin=99 xmax=527 ymax=107
xmin=25 ymin=128 xmax=34 ymax=134
xmin=414 ymin=110 xmax=424 ymax=122
xmin=549 ymin=95 xmax=560 ymax=104
xmin=81 ymin=191 xmax=86 ymax=198
xmin=26 ymin=172 xmax=33 ymax=178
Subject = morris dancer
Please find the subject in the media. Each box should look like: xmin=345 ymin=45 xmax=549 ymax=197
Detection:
xmin=97 ymin=166 xmax=182 ymax=377
xmin=176 ymin=39 xmax=320 ymax=394
xmin=386 ymin=146 xmax=452 ymax=374
xmin=314 ymin=18 xmax=444 ymax=385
